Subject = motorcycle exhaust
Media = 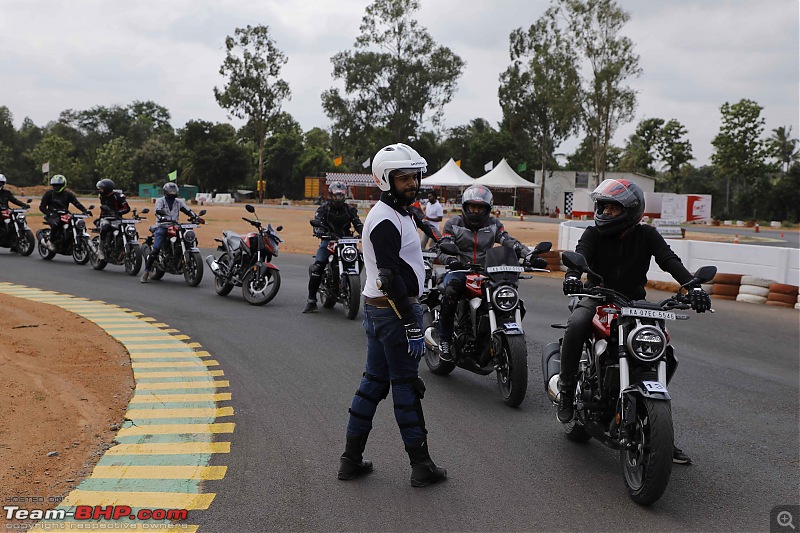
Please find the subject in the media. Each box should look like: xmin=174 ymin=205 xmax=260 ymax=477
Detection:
xmin=424 ymin=327 xmax=438 ymax=348
xmin=205 ymin=255 xmax=221 ymax=275
xmin=542 ymin=341 xmax=562 ymax=402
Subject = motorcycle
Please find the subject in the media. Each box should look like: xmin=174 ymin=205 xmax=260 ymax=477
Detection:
xmin=141 ymin=209 xmax=207 ymax=286
xmin=308 ymin=219 xmax=364 ymax=320
xmin=0 ymin=198 xmax=35 ymax=256
xmin=206 ymin=204 xmax=283 ymax=306
xmin=423 ymin=241 xmax=552 ymax=407
xmin=89 ymin=207 xmax=150 ymax=275
xmin=37 ymin=205 xmax=96 ymax=264
xmin=541 ymin=251 xmax=716 ymax=505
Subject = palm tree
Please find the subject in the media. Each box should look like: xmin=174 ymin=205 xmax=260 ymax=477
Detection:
xmin=769 ymin=126 xmax=799 ymax=172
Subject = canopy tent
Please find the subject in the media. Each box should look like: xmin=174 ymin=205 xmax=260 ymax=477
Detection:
xmin=474 ymin=158 xmax=539 ymax=211
xmin=420 ymin=159 xmax=475 ymax=187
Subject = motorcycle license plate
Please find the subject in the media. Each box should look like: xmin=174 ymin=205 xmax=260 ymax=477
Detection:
xmin=180 ymin=224 xmax=197 ymax=229
xmin=338 ymin=238 xmax=360 ymax=244
xmin=421 ymin=251 xmax=438 ymax=259
xmin=486 ymin=265 xmax=524 ymax=273
xmin=621 ymin=307 xmax=676 ymax=320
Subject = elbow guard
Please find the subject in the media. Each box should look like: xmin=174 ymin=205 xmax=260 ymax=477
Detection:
xmin=376 ymin=268 xmax=393 ymax=293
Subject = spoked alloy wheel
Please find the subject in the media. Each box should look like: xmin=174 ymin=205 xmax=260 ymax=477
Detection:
xmin=89 ymin=237 xmax=107 ymax=270
xmin=73 ymin=237 xmax=90 ymax=265
xmin=124 ymin=244 xmax=142 ymax=276
xmin=242 ymin=267 xmax=281 ymax=305
xmin=343 ymin=274 xmax=361 ymax=320
xmin=38 ymin=233 xmax=55 ymax=260
xmin=213 ymin=253 xmax=235 ymax=296
xmin=183 ymin=251 xmax=204 ymax=287
xmin=496 ymin=335 xmax=528 ymax=407
xmin=621 ymin=398 xmax=673 ymax=505
xmin=18 ymin=230 xmax=35 ymax=256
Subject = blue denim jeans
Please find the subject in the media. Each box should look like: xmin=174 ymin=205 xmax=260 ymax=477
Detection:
xmin=346 ymin=302 xmax=427 ymax=445
xmin=152 ymin=226 xmax=167 ymax=251
xmin=314 ymin=239 xmax=332 ymax=264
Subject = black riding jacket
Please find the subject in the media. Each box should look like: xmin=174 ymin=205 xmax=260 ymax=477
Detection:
xmin=0 ymin=190 xmax=28 ymax=209
xmin=567 ymin=224 xmax=693 ymax=301
xmin=313 ymin=202 xmax=363 ymax=238
xmin=40 ymin=190 xmax=87 ymax=216
xmin=99 ymin=192 xmax=131 ymax=218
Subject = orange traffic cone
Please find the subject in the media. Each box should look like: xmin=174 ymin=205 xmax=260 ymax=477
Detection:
xmin=754 ymin=222 xmax=760 ymax=233
xmin=733 ymin=234 xmax=740 ymax=244
xmin=519 ymin=214 xmax=524 ymax=222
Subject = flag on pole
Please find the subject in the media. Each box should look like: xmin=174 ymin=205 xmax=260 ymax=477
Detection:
xmin=455 ymin=160 xmax=462 ymax=167
xmin=41 ymin=162 xmax=50 ymax=173
xmin=361 ymin=157 xmax=370 ymax=169
xmin=334 ymin=156 xmax=343 ymax=167
xmin=168 ymin=170 xmax=177 ymax=182
xmin=484 ymin=161 xmax=493 ymax=172
xmin=517 ymin=162 xmax=527 ymax=172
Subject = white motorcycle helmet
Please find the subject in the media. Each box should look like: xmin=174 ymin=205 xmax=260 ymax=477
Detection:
xmin=0 ymin=174 xmax=6 ymax=190
xmin=371 ymin=143 xmax=427 ymax=192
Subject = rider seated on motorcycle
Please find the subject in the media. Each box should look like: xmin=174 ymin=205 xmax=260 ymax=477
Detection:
xmin=95 ymin=178 xmax=131 ymax=261
xmin=303 ymin=181 xmax=364 ymax=313
xmin=435 ymin=184 xmax=547 ymax=362
xmin=0 ymin=174 xmax=30 ymax=246
xmin=140 ymin=182 xmax=200 ymax=283
xmin=558 ymin=178 xmax=711 ymax=465
xmin=39 ymin=175 xmax=89 ymax=252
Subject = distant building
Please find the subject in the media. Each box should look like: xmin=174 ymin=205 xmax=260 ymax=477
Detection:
xmin=533 ymin=171 xmax=656 ymax=218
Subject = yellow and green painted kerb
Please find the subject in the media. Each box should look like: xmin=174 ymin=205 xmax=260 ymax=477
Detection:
xmin=0 ymin=282 xmax=232 ymax=532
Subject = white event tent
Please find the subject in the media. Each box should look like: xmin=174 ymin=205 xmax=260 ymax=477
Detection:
xmin=420 ymin=158 xmax=475 ymax=187
xmin=474 ymin=158 xmax=539 ymax=211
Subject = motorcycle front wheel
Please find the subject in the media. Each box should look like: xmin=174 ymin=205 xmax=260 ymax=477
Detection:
xmin=213 ymin=253 xmax=234 ymax=296
xmin=18 ymin=230 xmax=35 ymax=256
xmin=89 ymin=237 xmax=107 ymax=270
xmin=423 ymin=310 xmax=455 ymax=375
xmin=343 ymin=274 xmax=361 ymax=320
xmin=124 ymin=244 xmax=142 ymax=276
xmin=496 ymin=334 xmax=528 ymax=408
xmin=183 ymin=251 xmax=204 ymax=287
xmin=242 ymin=267 xmax=280 ymax=305
xmin=621 ymin=398 xmax=673 ymax=506
xmin=73 ymin=237 xmax=90 ymax=265
xmin=38 ymin=233 xmax=55 ymax=260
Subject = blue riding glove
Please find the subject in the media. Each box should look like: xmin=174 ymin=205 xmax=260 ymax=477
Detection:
xmin=563 ymin=277 xmax=583 ymax=296
xmin=404 ymin=320 xmax=425 ymax=360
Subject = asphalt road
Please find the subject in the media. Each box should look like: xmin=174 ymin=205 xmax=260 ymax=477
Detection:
xmin=1 ymin=249 xmax=798 ymax=532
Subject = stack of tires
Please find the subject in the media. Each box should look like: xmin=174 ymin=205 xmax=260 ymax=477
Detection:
xmin=766 ymin=283 xmax=800 ymax=309
xmin=539 ymin=249 xmax=563 ymax=272
xmin=736 ymin=276 xmax=772 ymax=304
xmin=711 ymin=273 xmax=742 ymax=301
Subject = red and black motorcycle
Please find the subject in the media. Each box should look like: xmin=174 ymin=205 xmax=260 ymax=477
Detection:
xmin=542 ymin=251 xmax=716 ymax=505
xmin=142 ymin=209 xmax=207 ymax=286
xmin=37 ymin=206 xmax=95 ymax=264
xmin=206 ymin=204 xmax=283 ymax=305
xmin=423 ymin=241 xmax=551 ymax=407
xmin=0 ymin=199 xmax=35 ymax=255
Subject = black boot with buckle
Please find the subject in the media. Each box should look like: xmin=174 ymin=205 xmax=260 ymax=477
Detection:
xmin=405 ymin=440 xmax=447 ymax=488
xmin=556 ymin=377 xmax=576 ymax=423
xmin=337 ymin=433 xmax=373 ymax=480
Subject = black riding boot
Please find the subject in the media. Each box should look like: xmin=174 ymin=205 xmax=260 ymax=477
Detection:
xmin=405 ymin=440 xmax=447 ymax=488
xmin=337 ymin=433 xmax=373 ymax=480
xmin=556 ymin=376 xmax=576 ymax=423
xmin=437 ymin=296 xmax=458 ymax=362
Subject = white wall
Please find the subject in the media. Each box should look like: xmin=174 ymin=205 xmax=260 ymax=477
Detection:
xmin=557 ymin=221 xmax=800 ymax=286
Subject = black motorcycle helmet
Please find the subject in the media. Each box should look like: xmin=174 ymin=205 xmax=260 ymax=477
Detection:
xmin=328 ymin=181 xmax=347 ymax=208
xmin=461 ymin=184 xmax=493 ymax=227
xmin=96 ymin=179 xmax=115 ymax=196
xmin=163 ymin=182 xmax=179 ymax=198
xmin=50 ymin=175 xmax=67 ymax=193
xmin=591 ymin=179 xmax=645 ymax=236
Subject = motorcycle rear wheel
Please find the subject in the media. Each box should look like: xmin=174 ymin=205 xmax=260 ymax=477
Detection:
xmin=423 ymin=310 xmax=455 ymax=375
xmin=242 ymin=267 xmax=280 ymax=305
xmin=213 ymin=253 xmax=235 ymax=296
xmin=89 ymin=237 xmax=107 ymax=270
xmin=621 ymin=398 xmax=673 ymax=506
xmin=183 ymin=251 xmax=204 ymax=287
xmin=18 ymin=230 xmax=35 ymax=256
xmin=124 ymin=244 xmax=142 ymax=276
xmin=343 ymin=274 xmax=361 ymax=320
xmin=497 ymin=334 xmax=528 ymax=407
xmin=73 ymin=237 xmax=90 ymax=265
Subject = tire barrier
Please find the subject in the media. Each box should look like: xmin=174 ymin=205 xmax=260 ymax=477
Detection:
xmin=701 ymin=283 xmax=714 ymax=294
xmin=766 ymin=300 xmax=795 ymax=308
xmin=540 ymin=250 xmax=562 ymax=272
xmin=767 ymin=292 xmax=798 ymax=305
xmin=768 ymin=283 xmax=799 ymax=296
xmin=740 ymin=275 xmax=773 ymax=289
xmin=736 ymin=293 xmax=768 ymax=304
xmin=713 ymin=273 xmax=744 ymax=285
xmin=712 ymin=284 xmax=740 ymax=297
xmin=738 ymin=285 xmax=770 ymax=297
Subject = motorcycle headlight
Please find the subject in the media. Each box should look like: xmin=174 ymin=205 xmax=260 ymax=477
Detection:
xmin=626 ymin=324 xmax=667 ymax=362
xmin=184 ymin=230 xmax=197 ymax=244
xmin=492 ymin=286 xmax=519 ymax=312
xmin=341 ymin=245 xmax=358 ymax=263
xmin=75 ymin=219 xmax=86 ymax=231
xmin=17 ymin=214 xmax=26 ymax=222
xmin=124 ymin=225 xmax=137 ymax=238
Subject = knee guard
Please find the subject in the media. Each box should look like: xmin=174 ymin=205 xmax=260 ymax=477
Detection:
xmin=391 ymin=376 xmax=427 ymax=443
xmin=309 ymin=262 xmax=324 ymax=279
xmin=348 ymin=372 xmax=390 ymax=426
xmin=443 ymin=277 xmax=466 ymax=304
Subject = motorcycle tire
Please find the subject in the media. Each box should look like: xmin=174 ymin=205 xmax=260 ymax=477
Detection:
xmin=214 ymin=253 xmax=234 ymax=296
xmin=320 ymin=278 xmax=337 ymax=308
xmin=18 ymin=230 xmax=35 ymax=256
xmin=142 ymin=245 xmax=165 ymax=280
xmin=38 ymin=234 xmax=55 ymax=260
xmin=497 ymin=335 xmax=528 ymax=408
xmin=89 ymin=237 xmax=107 ymax=270
xmin=73 ymin=237 xmax=91 ymax=265
xmin=242 ymin=267 xmax=280 ymax=306
xmin=124 ymin=244 xmax=142 ymax=276
xmin=343 ymin=274 xmax=361 ymax=320
xmin=423 ymin=310 xmax=455 ymax=375
xmin=183 ymin=251 xmax=204 ymax=287
xmin=621 ymin=397 xmax=674 ymax=506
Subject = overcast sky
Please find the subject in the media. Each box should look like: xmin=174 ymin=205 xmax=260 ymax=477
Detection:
xmin=1 ymin=0 xmax=797 ymax=167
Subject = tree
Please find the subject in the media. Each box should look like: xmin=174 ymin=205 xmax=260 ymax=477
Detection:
xmin=768 ymin=125 xmax=799 ymax=172
xmin=558 ymin=0 xmax=641 ymax=181
xmin=711 ymin=99 xmax=769 ymax=217
xmin=179 ymin=121 xmax=252 ymax=193
xmin=618 ymin=117 xmax=664 ymax=176
xmin=321 ymin=0 xmax=464 ymax=156
xmin=656 ymin=119 xmax=693 ymax=189
xmin=95 ymin=138 xmax=135 ymax=192
xmin=214 ymin=25 xmax=291 ymax=198
xmin=28 ymin=135 xmax=83 ymax=188
xmin=499 ymin=8 xmax=581 ymax=214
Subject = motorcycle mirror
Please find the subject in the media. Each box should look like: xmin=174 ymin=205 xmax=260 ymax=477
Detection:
xmin=276 ymin=225 xmax=283 ymax=232
xmin=440 ymin=242 xmax=459 ymax=255
xmin=561 ymin=251 xmax=588 ymax=271
xmin=88 ymin=204 xmax=95 ymax=209
xmin=246 ymin=204 xmax=256 ymax=213
xmin=198 ymin=209 xmax=207 ymax=216
xmin=689 ymin=265 xmax=717 ymax=286
xmin=141 ymin=208 xmax=150 ymax=214
xmin=309 ymin=220 xmax=323 ymax=228
xmin=534 ymin=241 xmax=552 ymax=254
xmin=26 ymin=198 xmax=32 ymax=204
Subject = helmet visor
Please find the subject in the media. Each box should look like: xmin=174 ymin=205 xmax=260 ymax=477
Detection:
xmin=590 ymin=179 xmax=639 ymax=208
